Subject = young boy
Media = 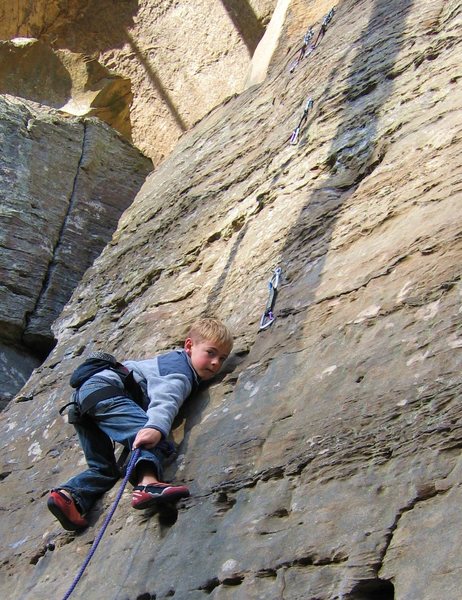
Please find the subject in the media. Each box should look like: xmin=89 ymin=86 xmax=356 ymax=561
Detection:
xmin=47 ymin=317 xmax=233 ymax=531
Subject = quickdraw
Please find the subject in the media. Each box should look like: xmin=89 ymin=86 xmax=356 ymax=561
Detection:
xmin=311 ymin=7 xmax=335 ymax=50
xmin=289 ymin=26 xmax=314 ymax=73
xmin=259 ymin=267 xmax=282 ymax=330
xmin=288 ymin=7 xmax=335 ymax=74
xmin=289 ymin=97 xmax=314 ymax=145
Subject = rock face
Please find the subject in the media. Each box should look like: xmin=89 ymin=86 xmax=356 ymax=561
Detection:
xmin=1 ymin=0 xmax=462 ymax=598
xmin=0 ymin=38 xmax=133 ymax=138
xmin=0 ymin=94 xmax=152 ymax=407
xmin=0 ymin=38 xmax=72 ymax=107
xmin=0 ymin=0 xmax=276 ymax=163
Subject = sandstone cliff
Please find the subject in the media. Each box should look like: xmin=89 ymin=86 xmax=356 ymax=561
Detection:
xmin=0 ymin=95 xmax=152 ymax=407
xmin=0 ymin=0 xmax=276 ymax=163
xmin=1 ymin=0 xmax=461 ymax=599
xmin=0 ymin=38 xmax=134 ymax=139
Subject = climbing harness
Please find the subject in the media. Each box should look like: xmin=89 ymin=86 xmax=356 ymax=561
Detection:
xmin=259 ymin=267 xmax=282 ymax=330
xmin=289 ymin=97 xmax=314 ymax=145
xmin=288 ymin=7 xmax=335 ymax=73
xmin=61 ymin=448 xmax=141 ymax=600
xmin=60 ymin=352 xmax=146 ymax=425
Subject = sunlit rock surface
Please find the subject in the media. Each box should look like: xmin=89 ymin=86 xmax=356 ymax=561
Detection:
xmin=0 ymin=0 xmax=461 ymax=598
xmin=0 ymin=38 xmax=133 ymax=138
xmin=0 ymin=0 xmax=276 ymax=164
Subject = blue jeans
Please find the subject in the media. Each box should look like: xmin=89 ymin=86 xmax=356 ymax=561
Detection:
xmin=59 ymin=385 xmax=167 ymax=514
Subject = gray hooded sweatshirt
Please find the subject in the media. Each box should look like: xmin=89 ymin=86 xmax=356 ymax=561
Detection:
xmin=79 ymin=349 xmax=199 ymax=438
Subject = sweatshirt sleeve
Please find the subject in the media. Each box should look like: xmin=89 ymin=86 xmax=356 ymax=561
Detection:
xmin=123 ymin=353 xmax=195 ymax=438
xmin=143 ymin=371 xmax=192 ymax=437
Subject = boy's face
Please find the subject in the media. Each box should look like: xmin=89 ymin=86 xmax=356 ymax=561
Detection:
xmin=184 ymin=337 xmax=230 ymax=380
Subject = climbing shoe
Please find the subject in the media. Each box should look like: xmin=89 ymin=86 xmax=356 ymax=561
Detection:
xmin=131 ymin=483 xmax=190 ymax=509
xmin=47 ymin=490 xmax=88 ymax=531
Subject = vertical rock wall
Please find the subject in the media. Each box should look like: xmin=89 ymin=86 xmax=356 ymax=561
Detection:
xmin=0 ymin=0 xmax=276 ymax=163
xmin=0 ymin=95 xmax=152 ymax=406
xmin=0 ymin=38 xmax=134 ymax=138
xmin=0 ymin=0 xmax=461 ymax=598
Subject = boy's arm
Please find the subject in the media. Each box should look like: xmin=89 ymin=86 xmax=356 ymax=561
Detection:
xmin=143 ymin=372 xmax=193 ymax=438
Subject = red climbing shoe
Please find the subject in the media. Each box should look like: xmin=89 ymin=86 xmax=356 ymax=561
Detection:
xmin=131 ymin=483 xmax=190 ymax=509
xmin=47 ymin=490 xmax=88 ymax=531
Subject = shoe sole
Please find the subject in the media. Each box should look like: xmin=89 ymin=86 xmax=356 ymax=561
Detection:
xmin=47 ymin=497 xmax=87 ymax=531
xmin=132 ymin=491 xmax=190 ymax=510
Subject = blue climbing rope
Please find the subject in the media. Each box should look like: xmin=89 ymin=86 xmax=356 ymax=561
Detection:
xmin=61 ymin=448 xmax=141 ymax=600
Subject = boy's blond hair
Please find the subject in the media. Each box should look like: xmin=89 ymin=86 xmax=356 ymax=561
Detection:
xmin=187 ymin=317 xmax=233 ymax=352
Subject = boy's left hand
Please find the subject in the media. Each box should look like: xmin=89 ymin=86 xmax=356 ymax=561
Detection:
xmin=133 ymin=428 xmax=162 ymax=449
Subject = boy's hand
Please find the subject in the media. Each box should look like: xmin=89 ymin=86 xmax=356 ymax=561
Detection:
xmin=133 ymin=428 xmax=162 ymax=449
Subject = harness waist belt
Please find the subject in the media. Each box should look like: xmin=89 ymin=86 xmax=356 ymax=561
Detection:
xmin=80 ymin=385 xmax=130 ymax=414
